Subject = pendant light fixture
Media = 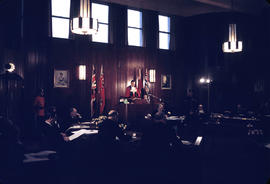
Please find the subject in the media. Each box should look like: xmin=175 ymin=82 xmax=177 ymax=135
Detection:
xmin=222 ymin=0 xmax=242 ymax=53
xmin=71 ymin=0 xmax=98 ymax=35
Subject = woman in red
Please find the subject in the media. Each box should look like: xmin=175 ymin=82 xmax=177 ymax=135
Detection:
xmin=34 ymin=88 xmax=45 ymax=134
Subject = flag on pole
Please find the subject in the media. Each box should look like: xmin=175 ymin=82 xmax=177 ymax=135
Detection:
xmin=99 ymin=65 xmax=105 ymax=114
xmin=91 ymin=64 xmax=97 ymax=117
xmin=144 ymin=68 xmax=150 ymax=90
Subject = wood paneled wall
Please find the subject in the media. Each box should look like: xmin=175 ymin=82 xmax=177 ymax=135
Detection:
xmin=2 ymin=0 xmax=270 ymax=123
xmin=47 ymin=39 xmax=178 ymax=118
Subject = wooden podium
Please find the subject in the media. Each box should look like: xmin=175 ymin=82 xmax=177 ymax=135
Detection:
xmin=117 ymin=101 xmax=157 ymax=127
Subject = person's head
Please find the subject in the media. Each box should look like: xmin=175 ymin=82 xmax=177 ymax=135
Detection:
xmin=143 ymin=95 xmax=148 ymax=100
xmin=107 ymin=110 xmax=119 ymax=122
xmin=144 ymin=86 xmax=150 ymax=93
xmin=59 ymin=72 xmax=63 ymax=76
xmin=157 ymin=103 xmax=164 ymax=112
xmin=49 ymin=106 xmax=56 ymax=112
xmin=70 ymin=107 xmax=78 ymax=117
xmin=49 ymin=106 xmax=57 ymax=117
xmin=44 ymin=112 xmax=53 ymax=121
xmin=131 ymin=80 xmax=135 ymax=87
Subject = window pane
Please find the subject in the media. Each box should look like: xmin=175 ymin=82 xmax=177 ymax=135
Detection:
xmin=92 ymin=24 xmax=108 ymax=43
xmin=51 ymin=0 xmax=70 ymax=17
xmin=128 ymin=9 xmax=142 ymax=28
xmin=92 ymin=3 xmax=109 ymax=24
xmin=159 ymin=15 xmax=170 ymax=33
xmin=52 ymin=17 xmax=70 ymax=39
xmin=159 ymin=32 xmax=170 ymax=50
xmin=128 ymin=28 xmax=142 ymax=47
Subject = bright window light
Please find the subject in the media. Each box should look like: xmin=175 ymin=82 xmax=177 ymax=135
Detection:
xmin=158 ymin=15 xmax=170 ymax=50
xmin=92 ymin=3 xmax=109 ymax=23
xmin=51 ymin=0 xmax=71 ymax=17
xmin=91 ymin=3 xmax=109 ymax=43
xmin=159 ymin=33 xmax=170 ymax=50
xmin=128 ymin=28 xmax=142 ymax=47
xmin=79 ymin=65 xmax=86 ymax=80
xmin=149 ymin=69 xmax=156 ymax=83
xmin=52 ymin=17 xmax=70 ymax=39
xmin=92 ymin=24 xmax=108 ymax=43
xmin=159 ymin=15 xmax=170 ymax=33
xmin=51 ymin=0 xmax=71 ymax=39
xmin=128 ymin=9 xmax=142 ymax=28
xmin=128 ymin=9 xmax=143 ymax=47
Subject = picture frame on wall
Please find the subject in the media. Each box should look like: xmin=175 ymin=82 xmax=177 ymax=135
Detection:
xmin=54 ymin=70 xmax=69 ymax=88
xmin=161 ymin=74 xmax=171 ymax=90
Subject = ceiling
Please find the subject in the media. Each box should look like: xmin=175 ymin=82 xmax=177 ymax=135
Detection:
xmin=100 ymin=0 xmax=269 ymax=17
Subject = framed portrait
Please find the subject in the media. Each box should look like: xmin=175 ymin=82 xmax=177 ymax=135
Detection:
xmin=161 ymin=74 xmax=171 ymax=90
xmin=54 ymin=70 xmax=69 ymax=88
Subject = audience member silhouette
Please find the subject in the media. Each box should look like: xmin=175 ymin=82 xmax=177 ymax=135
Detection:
xmin=66 ymin=107 xmax=82 ymax=126
xmin=98 ymin=110 xmax=127 ymax=144
xmin=33 ymin=88 xmax=45 ymax=136
xmin=0 ymin=117 xmax=23 ymax=183
xmin=41 ymin=112 xmax=69 ymax=150
xmin=152 ymin=103 xmax=168 ymax=123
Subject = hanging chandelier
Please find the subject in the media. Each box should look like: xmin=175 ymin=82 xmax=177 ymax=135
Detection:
xmin=222 ymin=24 xmax=242 ymax=53
xmin=222 ymin=0 xmax=242 ymax=53
xmin=71 ymin=0 xmax=98 ymax=35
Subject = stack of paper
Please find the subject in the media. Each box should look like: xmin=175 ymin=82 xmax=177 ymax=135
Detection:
xmin=69 ymin=129 xmax=98 ymax=141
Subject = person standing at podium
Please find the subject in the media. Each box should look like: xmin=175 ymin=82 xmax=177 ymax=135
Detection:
xmin=125 ymin=80 xmax=140 ymax=98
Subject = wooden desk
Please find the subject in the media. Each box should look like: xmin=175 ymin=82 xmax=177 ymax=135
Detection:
xmin=117 ymin=103 xmax=157 ymax=127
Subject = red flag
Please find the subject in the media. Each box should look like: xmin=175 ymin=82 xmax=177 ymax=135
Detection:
xmin=91 ymin=64 xmax=97 ymax=117
xmin=99 ymin=65 xmax=105 ymax=114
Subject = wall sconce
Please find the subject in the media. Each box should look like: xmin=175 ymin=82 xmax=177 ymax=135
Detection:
xmin=149 ymin=69 xmax=156 ymax=83
xmin=79 ymin=65 xmax=86 ymax=80
xmin=5 ymin=63 xmax=15 ymax=72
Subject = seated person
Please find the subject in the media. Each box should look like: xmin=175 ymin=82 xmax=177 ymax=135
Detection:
xmin=48 ymin=106 xmax=65 ymax=130
xmin=152 ymin=103 xmax=168 ymax=122
xmin=98 ymin=110 xmax=127 ymax=143
xmin=67 ymin=107 xmax=82 ymax=125
xmin=125 ymin=80 xmax=140 ymax=98
xmin=42 ymin=113 xmax=69 ymax=149
xmin=141 ymin=86 xmax=150 ymax=104
xmin=197 ymin=104 xmax=205 ymax=115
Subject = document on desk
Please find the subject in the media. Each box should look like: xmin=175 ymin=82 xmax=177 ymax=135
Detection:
xmin=69 ymin=129 xmax=98 ymax=141
xmin=23 ymin=150 xmax=57 ymax=163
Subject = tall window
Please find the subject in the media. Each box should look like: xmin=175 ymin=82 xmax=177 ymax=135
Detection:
xmin=92 ymin=3 xmax=109 ymax=43
xmin=127 ymin=9 xmax=143 ymax=47
xmin=158 ymin=15 xmax=170 ymax=50
xmin=51 ymin=0 xmax=71 ymax=39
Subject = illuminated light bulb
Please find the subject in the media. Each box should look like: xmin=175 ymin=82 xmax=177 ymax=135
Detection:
xmin=200 ymin=78 xmax=205 ymax=83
